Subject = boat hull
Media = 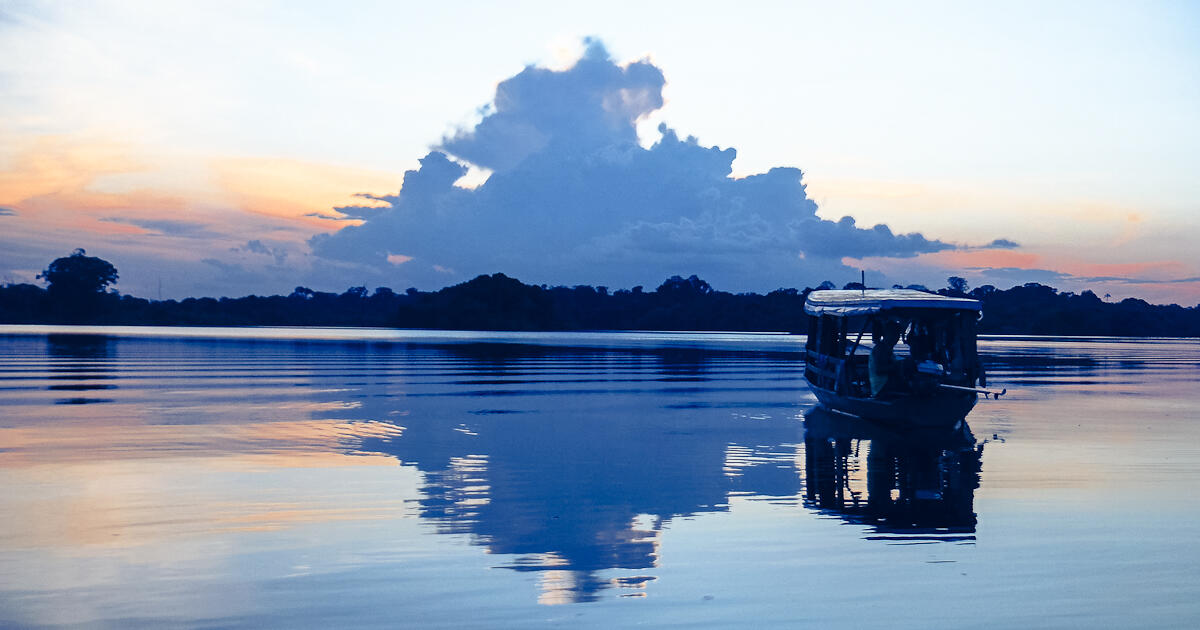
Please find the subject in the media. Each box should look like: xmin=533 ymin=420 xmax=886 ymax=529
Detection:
xmin=806 ymin=380 xmax=976 ymax=428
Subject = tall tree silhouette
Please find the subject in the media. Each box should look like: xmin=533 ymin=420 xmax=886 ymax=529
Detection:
xmin=39 ymin=249 xmax=118 ymax=296
xmin=37 ymin=249 xmax=118 ymax=322
xmin=945 ymin=276 xmax=969 ymax=296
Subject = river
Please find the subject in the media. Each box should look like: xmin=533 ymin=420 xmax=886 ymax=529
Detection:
xmin=0 ymin=327 xmax=1197 ymax=628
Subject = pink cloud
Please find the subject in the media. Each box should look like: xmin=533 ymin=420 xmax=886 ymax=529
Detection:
xmin=918 ymin=249 xmax=1044 ymax=270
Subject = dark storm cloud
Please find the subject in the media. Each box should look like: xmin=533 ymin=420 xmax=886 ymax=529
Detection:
xmin=304 ymin=211 xmax=353 ymax=221
xmin=200 ymin=258 xmax=247 ymax=276
xmin=234 ymin=239 xmax=289 ymax=265
xmin=306 ymin=193 xmax=396 ymax=222
xmin=311 ymin=39 xmax=967 ymax=291
xmin=960 ymin=238 xmax=1020 ymax=250
xmin=102 ymin=217 xmax=221 ymax=239
xmin=243 ymin=239 xmax=271 ymax=256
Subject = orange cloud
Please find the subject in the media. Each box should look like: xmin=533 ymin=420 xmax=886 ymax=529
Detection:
xmin=852 ymin=247 xmax=1192 ymax=284
xmin=0 ymin=136 xmax=399 ymax=232
xmin=0 ymin=136 xmax=227 ymax=245
xmin=920 ymin=249 xmax=1043 ymax=270
xmin=1061 ymin=260 xmax=1184 ymax=279
xmin=843 ymin=248 xmax=1044 ymax=277
xmin=211 ymin=157 xmax=397 ymax=230
xmin=0 ymin=134 xmax=410 ymax=272
xmin=928 ymin=251 xmax=1191 ymax=285
xmin=842 ymin=239 xmax=1200 ymax=304
xmin=805 ymin=173 xmax=1159 ymax=253
xmin=0 ymin=135 xmax=143 ymax=206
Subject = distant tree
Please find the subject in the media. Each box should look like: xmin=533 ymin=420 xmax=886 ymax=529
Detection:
xmin=842 ymin=282 xmax=865 ymax=290
xmin=416 ymin=273 xmax=553 ymax=330
xmin=816 ymin=280 xmax=837 ymax=290
xmin=656 ymin=275 xmax=712 ymax=297
xmin=38 ymin=249 xmax=118 ymax=296
xmin=0 ymin=283 xmax=48 ymax=323
xmin=290 ymin=286 xmax=314 ymax=299
xmin=946 ymin=276 xmax=969 ymax=295
xmin=373 ymin=287 xmax=395 ymax=297
xmin=342 ymin=286 xmax=368 ymax=299
xmin=969 ymin=284 xmax=997 ymax=299
xmin=36 ymin=249 xmax=118 ymax=323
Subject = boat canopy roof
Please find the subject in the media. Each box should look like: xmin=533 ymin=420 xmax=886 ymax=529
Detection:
xmin=804 ymin=289 xmax=981 ymax=317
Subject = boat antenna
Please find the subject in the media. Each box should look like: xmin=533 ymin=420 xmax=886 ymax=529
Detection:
xmin=861 ymin=270 xmax=865 ymax=295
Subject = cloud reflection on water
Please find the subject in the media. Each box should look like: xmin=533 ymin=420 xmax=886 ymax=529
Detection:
xmin=2 ymin=333 xmax=819 ymax=605
xmin=9 ymin=332 xmax=1197 ymax=605
xmin=13 ymin=332 xmax=993 ymax=603
xmin=3 ymin=330 xmax=1200 ymax=626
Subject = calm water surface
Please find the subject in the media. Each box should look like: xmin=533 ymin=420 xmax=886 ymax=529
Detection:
xmin=0 ymin=326 xmax=1198 ymax=628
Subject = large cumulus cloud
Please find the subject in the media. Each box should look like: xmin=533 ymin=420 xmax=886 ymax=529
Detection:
xmin=311 ymin=39 xmax=956 ymax=291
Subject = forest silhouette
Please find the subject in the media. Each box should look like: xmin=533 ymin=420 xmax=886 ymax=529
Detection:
xmin=3 ymin=251 xmax=1199 ymax=336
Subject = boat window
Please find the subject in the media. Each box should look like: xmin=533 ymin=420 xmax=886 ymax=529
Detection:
xmin=818 ymin=315 xmax=842 ymax=353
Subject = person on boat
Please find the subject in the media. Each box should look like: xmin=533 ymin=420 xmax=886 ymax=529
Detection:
xmin=907 ymin=323 xmax=932 ymax=363
xmin=869 ymin=321 xmax=903 ymax=397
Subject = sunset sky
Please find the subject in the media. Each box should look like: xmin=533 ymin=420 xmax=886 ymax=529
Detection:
xmin=1 ymin=1 xmax=1197 ymax=303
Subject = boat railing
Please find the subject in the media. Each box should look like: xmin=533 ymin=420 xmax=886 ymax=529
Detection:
xmin=806 ymin=350 xmax=873 ymax=397
xmin=805 ymin=350 xmax=842 ymax=390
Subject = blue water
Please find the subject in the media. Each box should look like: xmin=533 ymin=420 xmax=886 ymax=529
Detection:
xmin=0 ymin=327 xmax=1198 ymax=628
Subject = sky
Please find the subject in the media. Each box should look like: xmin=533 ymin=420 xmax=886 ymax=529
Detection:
xmin=1 ymin=1 xmax=1198 ymax=303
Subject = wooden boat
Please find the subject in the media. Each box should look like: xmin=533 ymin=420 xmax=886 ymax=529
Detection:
xmin=803 ymin=289 xmax=1003 ymax=427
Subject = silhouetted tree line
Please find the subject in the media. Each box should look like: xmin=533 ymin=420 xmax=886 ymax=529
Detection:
xmin=390 ymin=273 xmax=811 ymax=331
xmin=3 ymin=251 xmax=1200 ymax=336
xmin=953 ymin=281 xmax=1200 ymax=336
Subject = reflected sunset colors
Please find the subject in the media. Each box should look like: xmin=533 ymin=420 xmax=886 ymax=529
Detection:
xmin=1 ymin=329 xmax=1199 ymax=627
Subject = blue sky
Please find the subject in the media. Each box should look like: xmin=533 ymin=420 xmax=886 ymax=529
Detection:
xmin=1 ymin=1 xmax=1198 ymax=302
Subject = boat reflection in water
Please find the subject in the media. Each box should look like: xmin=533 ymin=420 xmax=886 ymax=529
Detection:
xmin=336 ymin=343 xmax=986 ymax=604
xmin=803 ymin=408 xmax=983 ymax=542
xmin=23 ymin=335 xmax=986 ymax=607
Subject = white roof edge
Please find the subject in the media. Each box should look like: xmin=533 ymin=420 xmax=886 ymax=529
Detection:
xmin=804 ymin=289 xmax=981 ymax=317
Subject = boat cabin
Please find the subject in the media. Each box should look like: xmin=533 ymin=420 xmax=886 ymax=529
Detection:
xmin=803 ymin=289 xmax=987 ymax=424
